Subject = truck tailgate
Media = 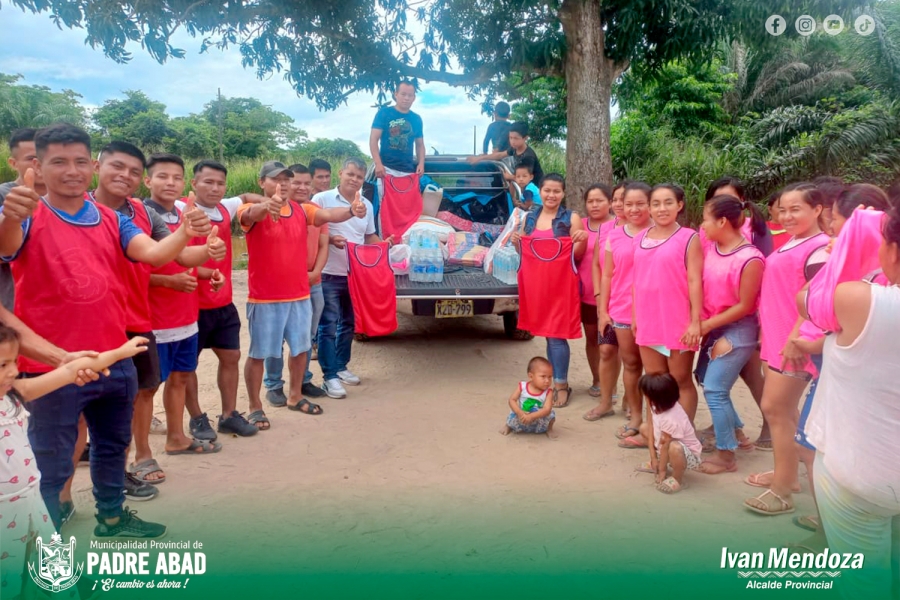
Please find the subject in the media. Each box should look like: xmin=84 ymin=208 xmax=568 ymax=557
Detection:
xmin=395 ymin=266 xmax=517 ymax=299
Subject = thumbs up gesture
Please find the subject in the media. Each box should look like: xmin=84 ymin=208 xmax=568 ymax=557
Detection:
xmin=3 ymin=168 xmax=41 ymax=223
xmin=350 ymin=190 xmax=367 ymax=219
xmin=206 ymin=224 xmax=226 ymax=262
xmin=181 ymin=192 xmax=212 ymax=237
xmin=268 ymin=184 xmax=284 ymax=222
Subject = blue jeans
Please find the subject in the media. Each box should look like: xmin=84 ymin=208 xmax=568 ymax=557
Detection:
xmin=546 ymin=337 xmax=570 ymax=383
xmin=695 ymin=315 xmax=759 ymax=451
xmin=263 ymin=285 xmax=324 ymax=390
xmin=318 ymin=274 xmax=355 ymax=381
xmin=795 ymin=353 xmax=823 ymax=450
xmin=26 ymin=359 xmax=137 ymax=528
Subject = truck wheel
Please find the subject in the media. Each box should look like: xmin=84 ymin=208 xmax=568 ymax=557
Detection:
xmin=502 ymin=312 xmax=534 ymax=340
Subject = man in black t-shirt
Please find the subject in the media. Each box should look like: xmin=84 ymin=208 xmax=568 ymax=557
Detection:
xmin=468 ymin=121 xmax=544 ymax=186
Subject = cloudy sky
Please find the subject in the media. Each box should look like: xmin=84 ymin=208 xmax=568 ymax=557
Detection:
xmin=0 ymin=6 xmax=491 ymax=155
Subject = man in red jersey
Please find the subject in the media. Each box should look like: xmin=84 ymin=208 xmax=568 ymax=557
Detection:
xmin=144 ymin=153 xmax=226 ymax=461
xmin=0 ymin=123 xmax=217 ymax=537
xmin=91 ymin=142 xmax=224 ymax=500
xmin=237 ymin=161 xmax=367 ymax=430
xmin=181 ymin=160 xmax=259 ymax=438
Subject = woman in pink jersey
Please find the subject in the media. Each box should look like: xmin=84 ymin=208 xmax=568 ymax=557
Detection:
xmin=610 ymin=181 xmax=627 ymax=222
xmin=702 ymin=177 xmax=772 ymax=451
xmin=694 ymin=195 xmax=766 ymax=474
xmin=599 ymin=182 xmax=652 ymax=446
xmin=577 ymin=184 xmax=617 ymax=420
xmin=744 ymin=183 xmax=829 ymax=516
xmin=632 ymin=184 xmax=703 ymax=424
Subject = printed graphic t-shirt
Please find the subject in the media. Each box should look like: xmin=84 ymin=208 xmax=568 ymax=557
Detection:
xmin=372 ymin=106 xmax=423 ymax=173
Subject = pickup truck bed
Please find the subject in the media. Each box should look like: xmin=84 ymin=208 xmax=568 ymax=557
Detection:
xmin=395 ymin=266 xmax=517 ymax=299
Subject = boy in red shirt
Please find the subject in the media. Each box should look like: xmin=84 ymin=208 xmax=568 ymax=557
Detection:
xmin=144 ymin=154 xmax=224 ymax=459
xmin=237 ymin=161 xmax=367 ymax=430
xmin=0 ymin=123 xmax=215 ymax=537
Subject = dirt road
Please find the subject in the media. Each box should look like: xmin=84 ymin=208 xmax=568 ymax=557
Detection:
xmin=64 ymin=272 xmax=818 ymax=596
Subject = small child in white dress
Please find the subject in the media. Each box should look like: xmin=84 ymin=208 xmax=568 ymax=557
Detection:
xmin=500 ymin=356 xmax=558 ymax=439
xmin=0 ymin=326 xmax=148 ymax=598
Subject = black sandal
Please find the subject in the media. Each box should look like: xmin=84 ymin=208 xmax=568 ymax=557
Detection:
xmin=553 ymin=387 xmax=573 ymax=408
xmin=288 ymin=398 xmax=324 ymax=415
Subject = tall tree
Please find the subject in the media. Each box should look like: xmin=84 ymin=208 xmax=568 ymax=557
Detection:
xmin=4 ymin=0 xmax=872 ymax=208
xmin=93 ymin=90 xmax=173 ymax=150
xmin=0 ymin=73 xmax=86 ymax=137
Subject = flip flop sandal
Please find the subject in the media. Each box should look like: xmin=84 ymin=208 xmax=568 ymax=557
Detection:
xmin=616 ymin=425 xmax=639 ymax=440
xmin=737 ymin=438 xmax=756 ymax=451
xmin=165 ymin=439 xmax=222 ymax=456
xmin=248 ymin=410 xmax=271 ymax=431
xmin=149 ymin=415 xmax=167 ymax=435
xmin=657 ymin=476 xmax=683 ymax=494
xmin=698 ymin=460 xmax=738 ymax=475
xmin=553 ymin=387 xmax=573 ymax=408
xmin=744 ymin=489 xmax=795 ymax=516
xmin=745 ymin=471 xmax=801 ymax=492
xmin=128 ymin=458 xmax=166 ymax=484
xmin=701 ymin=436 xmax=717 ymax=454
xmin=618 ymin=436 xmax=647 ymax=449
xmin=288 ymin=398 xmax=324 ymax=415
xmin=588 ymin=386 xmax=602 ymax=397
xmin=792 ymin=514 xmax=820 ymax=532
xmin=583 ymin=408 xmax=615 ymax=422
xmin=635 ymin=462 xmax=657 ymax=474
xmin=754 ymin=439 xmax=774 ymax=452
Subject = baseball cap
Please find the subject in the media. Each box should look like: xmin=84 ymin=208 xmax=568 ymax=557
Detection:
xmin=259 ymin=161 xmax=293 ymax=179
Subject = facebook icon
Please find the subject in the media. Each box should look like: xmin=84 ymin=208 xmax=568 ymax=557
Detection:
xmin=766 ymin=14 xmax=787 ymax=36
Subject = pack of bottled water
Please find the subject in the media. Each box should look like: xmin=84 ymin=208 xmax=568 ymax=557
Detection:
xmin=408 ymin=230 xmax=444 ymax=283
xmin=492 ymin=245 xmax=520 ymax=285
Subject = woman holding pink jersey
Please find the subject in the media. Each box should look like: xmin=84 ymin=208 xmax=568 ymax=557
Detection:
xmin=599 ymin=182 xmax=652 ymax=446
xmin=744 ymin=183 xmax=829 ymax=516
xmin=632 ymin=184 xmax=703 ymax=423
xmin=694 ymin=195 xmax=767 ymax=474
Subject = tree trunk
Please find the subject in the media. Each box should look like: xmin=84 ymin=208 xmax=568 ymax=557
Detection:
xmin=559 ymin=0 xmax=618 ymax=213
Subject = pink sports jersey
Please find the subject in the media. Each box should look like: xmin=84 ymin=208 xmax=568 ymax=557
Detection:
xmin=576 ymin=219 xmax=614 ymax=306
xmin=633 ymin=226 xmax=698 ymax=350
xmin=606 ymin=225 xmax=642 ymax=324
xmin=759 ymin=233 xmax=829 ymax=374
xmin=701 ymin=243 xmax=765 ymax=319
xmin=807 ymin=210 xmax=885 ymax=333
xmin=699 ymin=217 xmax=753 ymax=254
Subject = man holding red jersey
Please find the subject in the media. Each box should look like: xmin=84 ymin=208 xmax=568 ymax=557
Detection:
xmin=237 ymin=161 xmax=367 ymax=430
xmin=0 ymin=123 xmax=217 ymax=537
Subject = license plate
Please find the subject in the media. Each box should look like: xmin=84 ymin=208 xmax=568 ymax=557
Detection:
xmin=435 ymin=300 xmax=474 ymax=319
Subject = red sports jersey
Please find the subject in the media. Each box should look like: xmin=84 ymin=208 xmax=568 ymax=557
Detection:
xmin=379 ymin=174 xmax=422 ymax=240
xmin=189 ymin=202 xmax=233 ymax=309
xmin=121 ymin=198 xmax=153 ymax=332
xmin=242 ymin=201 xmax=311 ymax=303
xmin=11 ymin=200 xmax=128 ymax=373
xmin=347 ymin=242 xmax=398 ymax=336
xmin=517 ymin=236 xmax=582 ymax=339
xmin=149 ymin=207 xmax=199 ymax=329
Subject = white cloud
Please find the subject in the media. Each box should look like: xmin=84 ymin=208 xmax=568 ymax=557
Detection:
xmin=0 ymin=8 xmax=492 ymax=155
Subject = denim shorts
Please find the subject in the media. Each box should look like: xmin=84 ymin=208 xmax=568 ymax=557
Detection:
xmin=247 ymin=299 xmax=312 ymax=360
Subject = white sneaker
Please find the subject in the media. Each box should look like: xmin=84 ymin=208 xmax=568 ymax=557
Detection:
xmin=323 ymin=378 xmax=347 ymax=399
xmin=337 ymin=370 xmax=361 ymax=386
